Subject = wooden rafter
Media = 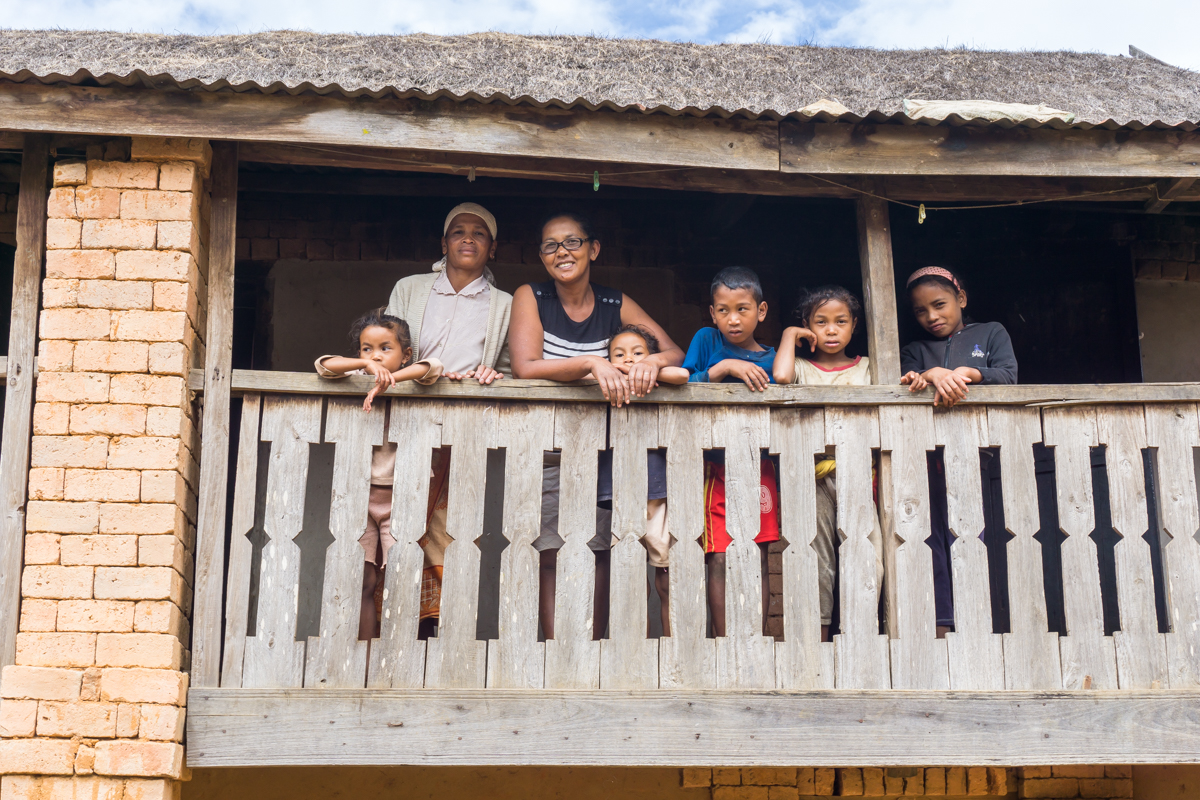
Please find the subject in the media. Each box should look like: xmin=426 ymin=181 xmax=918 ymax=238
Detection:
xmin=1145 ymin=177 xmax=1198 ymax=213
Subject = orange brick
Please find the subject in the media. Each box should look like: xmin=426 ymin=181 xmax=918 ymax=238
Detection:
xmin=33 ymin=403 xmax=71 ymax=436
xmin=1024 ymin=767 xmax=1054 ymax=779
xmin=96 ymin=633 xmax=182 ymax=669
xmin=138 ymin=537 xmax=187 ymax=573
xmin=744 ymin=769 xmax=797 ymax=786
xmin=1054 ymin=766 xmax=1104 ymax=778
xmin=117 ymin=702 xmax=141 ymax=737
xmin=80 ymin=667 xmax=102 ymax=701
xmin=24 ymin=532 xmax=61 ymax=563
xmin=0 ymin=738 xmax=76 ymax=775
xmin=45 ymin=249 xmax=116 ymax=279
xmin=70 ymin=404 xmax=147 ymax=437
xmin=64 ymin=469 xmax=142 ymax=502
xmin=94 ymin=739 xmax=184 ymax=779
xmin=73 ymin=340 xmax=150 ymax=373
xmin=1020 ymin=778 xmax=1079 ymax=798
xmin=76 ymin=187 xmax=122 ymax=219
xmin=3 ymin=776 xmax=127 ymax=800
xmin=19 ymin=598 xmax=59 ymax=632
xmin=156 ymin=221 xmax=201 ymax=255
xmin=925 ymin=767 xmax=946 ymax=795
xmin=56 ymin=600 xmax=135 ymax=632
xmin=157 ymin=162 xmax=198 ymax=192
xmin=60 ymin=535 xmax=139 ymax=567
xmin=82 ymin=219 xmax=158 ymax=250
xmin=989 ymin=767 xmax=1008 ymax=795
xmin=122 ymin=778 xmax=181 ymax=800
xmin=100 ymin=504 xmax=178 ymax=536
xmin=114 ymin=250 xmax=194 ymax=281
xmin=107 ymin=437 xmax=183 ymax=471
xmin=151 ymin=281 xmax=192 ymax=313
xmin=46 ymin=218 xmax=82 ymax=249
xmin=682 ymin=768 xmax=713 ymax=788
xmin=862 ymin=768 xmax=885 ymax=796
xmin=99 ymin=668 xmax=187 ymax=705
xmin=31 ymin=435 xmax=109 ymax=469
xmin=54 ymin=160 xmax=88 ymax=186
xmin=768 ymin=789 xmax=798 ymax=800
xmin=94 ymin=567 xmax=184 ymax=603
xmin=26 ymin=501 xmax=100 ymax=535
xmin=108 ymin=378 xmax=185 ymax=410
xmin=145 ymin=407 xmax=186 ymax=439
xmin=75 ymin=743 xmax=97 ymax=775
xmin=121 ymin=191 xmax=195 ymax=222
xmin=111 ymin=310 xmax=189 ymax=342
xmin=1 ymin=666 xmax=82 ymax=701
xmin=713 ymin=768 xmax=742 ymax=785
xmin=37 ymin=372 xmax=110 ymax=404
xmin=36 ymin=700 xmax=118 ymax=737
xmin=1105 ymin=766 xmax=1132 ymax=779
xmin=140 ymin=471 xmax=187 ymax=506
xmin=88 ymin=161 xmax=159 ymax=189
xmin=713 ymin=789 xmax=768 ymax=800
xmin=147 ymin=342 xmax=188 ymax=376
xmin=15 ymin=632 xmax=96 ymax=667
xmin=42 ymin=278 xmax=80 ymax=307
xmin=0 ymin=698 xmax=38 ymax=737
xmin=131 ymin=137 xmax=211 ymax=165
xmin=39 ymin=308 xmax=111 ymax=341
xmin=133 ymin=602 xmax=185 ymax=636
xmin=78 ymin=279 xmax=154 ymax=310
xmin=46 ymin=187 xmax=78 ymax=219
xmin=1079 ymin=778 xmax=1132 ymax=798
xmin=37 ymin=340 xmax=75 ymax=372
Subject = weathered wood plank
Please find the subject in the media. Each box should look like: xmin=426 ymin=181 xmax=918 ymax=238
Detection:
xmin=988 ymin=407 xmax=1062 ymax=690
xmin=486 ymin=403 xmax=554 ymax=689
xmin=658 ymin=406 xmax=717 ymax=689
xmin=879 ymin=405 xmax=949 ymax=690
xmin=1145 ymin=177 xmax=1196 ymax=213
xmin=711 ymin=406 xmax=775 ymax=689
xmin=220 ymin=394 xmax=262 ymax=688
xmin=191 ymin=141 xmax=239 ymax=689
xmin=1143 ymin=404 xmax=1200 ymax=688
xmin=827 ymin=408 xmax=890 ymax=689
xmin=1041 ymin=407 xmax=1118 ymax=690
xmin=304 ymin=398 xmax=384 ymax=688
xmin=424 ymin=402 xmax=497 ymax=689
xmin=856 ymin=184 xmax=902 ymax=386
xmin=781 ymin=121 xmax=1200 ymax=177
xmin=187 ymin=688 xmax=1200 ymax=767
xmin=242 ymin=396 xmax=323 ymax=689
xmin=0 ymin=134 xmax=48 ymax=686
xmin=367 ymin=400 xmax=443 ymax=688
xmin=771 ymin=407 xmax=835 ymax=689
xmin=543 ymin=404 xmax=606 ymax=689
xmin=935 ymin=407 xmax=1005 ymax=689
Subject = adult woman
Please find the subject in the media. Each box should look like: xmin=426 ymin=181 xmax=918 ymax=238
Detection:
xmin=510 ymin=211 xmax=685 ymax=638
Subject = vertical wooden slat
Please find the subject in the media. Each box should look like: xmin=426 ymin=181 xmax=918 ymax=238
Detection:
xmin=879 ymin=405 xmax=948 ymax=690
xmin=192 ymin=141 xmax=239 ymax=688
xmin=424 ymin=402 xmax=496 ymax=688
xmin=368 ymin=400 xmax=443 ymax=688
xmin=856 ymin=186 xmax=901 ymax=386
xmin=487 ymin=403 xmax=553 ymax=688
xmin=1144 ymin=403 xmax=1200 ymax=688
xmin=0 ymin=134 xmax=48 ymax=684
xmin=219 ymin=393 xmax=262 ymax=688
xmin=304 ymin=398 xmax=383 ymax=688
xmin=543 ymin=403 xmax=605 ymax=689
xmin=935 ymin=407 xmax=1004 ymax=689
xmin=1098 ymin=405 xmax=1168 ymax=688
xmin=241 ymin=395 xmax=321 ymax=689
xmin=827 ymin=407 xmax=890 ymax=689
xmin=712 ymin=406 xmax=775 ymax=689
xmin=659 ymin=405 xmax=717 ymax=689
xmin=1042 ymin=407 xmax=1118 ymax=690
xmin=988 ymin=407 xmax=1061 ymax=689
xmin=771 ymin=407 xmax=834 ymax=689
xmin=600 ymin=405 xmax=659 ymax=689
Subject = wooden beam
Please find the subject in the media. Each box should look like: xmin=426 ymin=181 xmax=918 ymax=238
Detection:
xmin=191 ymin=141 xmax=239 ymax=689
xmin=781 ymin=121 xmax=1200 ymax=178
xmin=0 ymin=132 xmax=22 ymax=151
xmin=1145 ymin=177 xmax=1198 ymax=213
xmin=187 ymin=688 xmax=1200 ymax=767
xmin=0 ymin=134 xmax=49 ymax=685
xmin=0 ymin=83 xmax=779 ymax=172
xmin=856 ymin=182 xmax=902 ymax=385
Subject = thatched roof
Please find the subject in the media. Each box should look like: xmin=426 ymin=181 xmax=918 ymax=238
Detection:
xmin=1 ymin=30 xmax=1197 ymax=128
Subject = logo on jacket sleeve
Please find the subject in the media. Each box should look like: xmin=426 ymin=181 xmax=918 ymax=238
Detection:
xmin=971 ymin=344 xmax=986 ymax=358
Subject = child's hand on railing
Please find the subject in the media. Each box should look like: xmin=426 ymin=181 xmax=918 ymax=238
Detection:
xmin=924 ymin=367 xmax=972 ymax=408
xmin=360 ymin=361 xmax=396 ymax=412
xmin=590 ymin=357 xmax=633 ymax=407
xmin=710 ymin=359 xmax=771 ymax=391
xmin=445 ymin=364 xmax=504 ymax=385
xmin=900 ymin=371 xmax=928 ymax=392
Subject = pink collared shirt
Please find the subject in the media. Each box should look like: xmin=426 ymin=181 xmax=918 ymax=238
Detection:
xmin=419 ymin=270 xmax=491 ymax=375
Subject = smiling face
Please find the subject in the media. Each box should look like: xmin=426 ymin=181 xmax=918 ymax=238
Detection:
xmin=911 ymin=283 xmax=967 ymax=339
xmin=806 ymin=298 xmax=857 ymax=356
xmin=442 ymin=213 xmax=496 ymax=272
xmin=358 ymin=325 xmax=410 ymax=373
xmin=710 ymin=285 xmax=767 ymax=348
xmin=608 ymin=331 xmax=651 ymax=367
xmin=539 ymin=215 xmax=600 ymax=286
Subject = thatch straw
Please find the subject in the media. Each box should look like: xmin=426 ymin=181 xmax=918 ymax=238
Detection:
xmin=1 ymin=30 xmax=1196 ymax=126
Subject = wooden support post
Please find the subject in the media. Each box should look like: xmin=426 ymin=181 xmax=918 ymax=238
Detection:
xmin=0 ymin=134 xmax=49 ymax=684
xmin=1145 ymin=178 xmax=1197 ymax=213
xmin=192 ymin=141 xmax=238 ymax=688
xmin=856 ymin=183 xmax=902 ymax=386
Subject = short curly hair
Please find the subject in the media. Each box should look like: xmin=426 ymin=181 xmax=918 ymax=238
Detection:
xmin=348 ymin=307 xmax=412 ymax=359
xmin=609 ymin=324 xmax=660 ymax=355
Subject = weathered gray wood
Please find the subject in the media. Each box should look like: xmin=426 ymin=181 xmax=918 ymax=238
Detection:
xmin=487 ymin=403 xmax=554 ymax=689
xmin=304 ymin=399 xmax=384 ymax=688
xmin=1097 ymin=406 xmax=1169 ymax=689
xmin=771 ymin=407 xmax=835 ymax=689
xmin=0 ymin=134 xmax=48 ymax=686
xmin=988 ymin=407 xmax=1062 ymax=690
xmin=188 ymin=687 xmax=1200 ymax=767
xmin=935 ymin=407 xmax=1005 ymax=689
xmin=368 ymin=400 xmax=443 ymax=688
xmin=827 ymin=408 xmax=890 ymax=689
xmin=1143 ymin=404 xmax=1200 ymax=688
xmin=658 ymin=406 xmax=717 ymax=689
xmin=1041 ymin=408 xmax=1118 ymax=690
xmin=192 ymin=141 xmax=239 ymax=689
xmin=879 ymin=405 xmax=949 ymax=690
xmin=543 ymin=404 xmax=606 ymax=689
xmin=856 ymin=184 xmax=902 ymax=386
xmin=711 ymin=407 xmax=775 ymax=689
xmin=220 ymin=393 xmax=263 ymax=688
xmin=424 ymin=402 xmax=496 ymax=689
xmin=242 ymin=395 xmax=322 ymax=689
xmin=601 ymin=405 xmax=660 ymax=689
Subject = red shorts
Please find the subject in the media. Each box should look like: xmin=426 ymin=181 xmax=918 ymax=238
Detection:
xmin=702 ymin=459 xmax=781 ymax=554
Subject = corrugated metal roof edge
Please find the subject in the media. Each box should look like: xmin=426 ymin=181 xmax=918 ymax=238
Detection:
xmin=1 ymin=68 xmax=1196 ymax=132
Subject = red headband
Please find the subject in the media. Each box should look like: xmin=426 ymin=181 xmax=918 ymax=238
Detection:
xmin=906 ymin=266 xmax=961 ymax=292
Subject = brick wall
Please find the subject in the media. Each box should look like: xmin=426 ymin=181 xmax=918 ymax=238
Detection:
xmin=1130 ymin=215 xmax=1199 ymax=282
xmin=0 ymin=137 xmax=210 ymax=800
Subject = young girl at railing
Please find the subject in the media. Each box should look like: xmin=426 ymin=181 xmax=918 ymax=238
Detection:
xmin=898 ymin=267 xmax=1018 ymax=636
xmin=773 ymin=286 xmax=884 ymax=641
xmin=314 ymin=308 xmax=443 ymax=640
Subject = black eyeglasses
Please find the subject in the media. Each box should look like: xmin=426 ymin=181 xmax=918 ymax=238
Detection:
xmin=539 ymin=237 xmax=592 ymax=255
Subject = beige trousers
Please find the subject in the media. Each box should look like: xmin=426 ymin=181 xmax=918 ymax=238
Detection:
xmin=814 ymin=476 xmax=885 ymax=626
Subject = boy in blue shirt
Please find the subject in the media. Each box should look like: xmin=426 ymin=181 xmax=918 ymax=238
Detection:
xmin=683 ymin=267 xmax=780 ymax=637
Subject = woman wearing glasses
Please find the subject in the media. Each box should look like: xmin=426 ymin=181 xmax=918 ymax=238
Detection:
xmin=510 ymin=210 xmax=685 ymax=640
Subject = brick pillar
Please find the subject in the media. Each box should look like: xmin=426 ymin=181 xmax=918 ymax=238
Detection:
xmin=0 ymin=137 xmax=210 ymax=800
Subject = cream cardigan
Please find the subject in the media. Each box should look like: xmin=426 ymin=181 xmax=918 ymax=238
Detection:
xmin=385 ymin=270 xmax=513 ymax=376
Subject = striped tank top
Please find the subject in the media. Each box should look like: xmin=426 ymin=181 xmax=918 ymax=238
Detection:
xmin=531 ymin=281 xmax=623 ymax=360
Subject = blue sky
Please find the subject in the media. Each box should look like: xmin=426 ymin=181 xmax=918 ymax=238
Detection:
xmin=4 ymin=0 xmax=1199 ymax=70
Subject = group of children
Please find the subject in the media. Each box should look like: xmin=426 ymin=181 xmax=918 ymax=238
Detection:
xmin=319 ymin=216 xmax=1017 ymax=642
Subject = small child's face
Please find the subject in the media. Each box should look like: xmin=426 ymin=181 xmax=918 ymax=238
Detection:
xmin=710 ymin=286 xmax=767 ymax=347
xmin=807 ymin=299 xmax=857 ymax=356
xmin=911 ymin=284 xmax=967 ymax=338
xmin=609 ymin=331 xmax=651 ymax=367
xmin=359 ymin=325 xmax=410 ymax=372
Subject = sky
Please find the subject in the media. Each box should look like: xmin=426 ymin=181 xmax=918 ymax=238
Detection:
xmin=3 ymin=0 xmax=1198 ymax=71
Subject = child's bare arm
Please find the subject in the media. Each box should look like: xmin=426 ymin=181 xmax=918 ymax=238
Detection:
xmin=656 ymin=366 xmax=690 ymax=385
xmin=772 ymin=327 xmax=815 ymax=384
xmin=316 ymin=356 xmax=370 ymax=377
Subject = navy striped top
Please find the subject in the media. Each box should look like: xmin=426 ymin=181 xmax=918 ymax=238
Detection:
xmin=531 ymin=281 xmax=623 ymax=361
